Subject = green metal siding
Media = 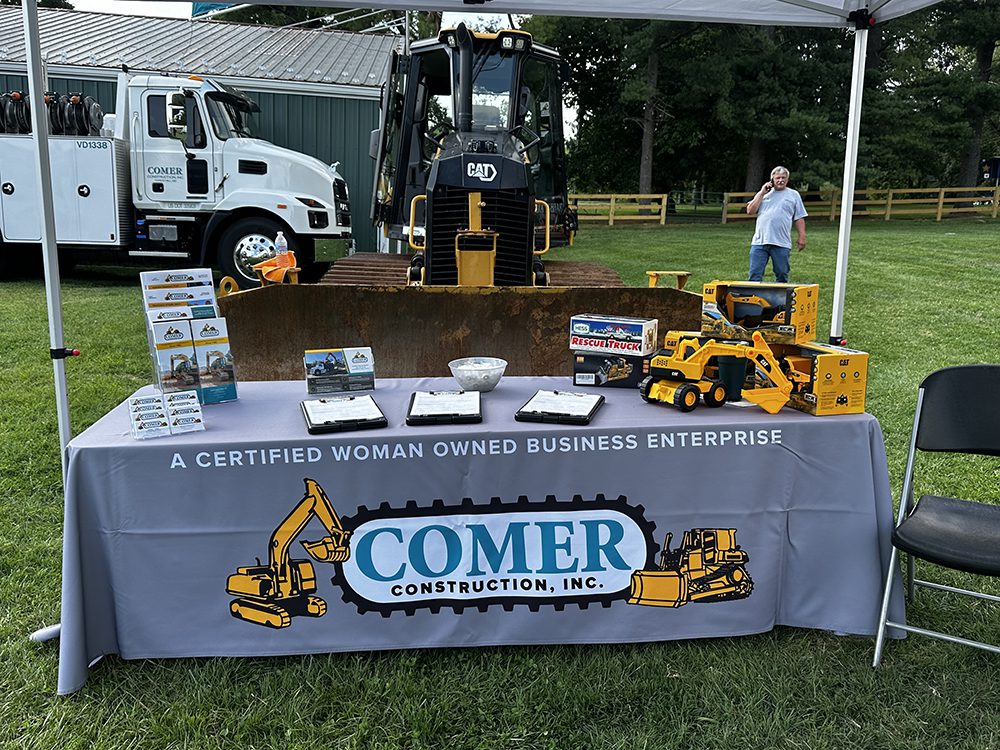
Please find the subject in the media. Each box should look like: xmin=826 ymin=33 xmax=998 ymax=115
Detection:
xmin=0 ymin=74 xmax=115 ymax=113
xmin=247 ymin=90 xmax=380 ymax=253
xmin=0 ymin=73 xmax=381 ymax=253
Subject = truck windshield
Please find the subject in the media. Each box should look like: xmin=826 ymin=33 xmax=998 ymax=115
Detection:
xmin=204 ymin=93 xmax=257 ymax=140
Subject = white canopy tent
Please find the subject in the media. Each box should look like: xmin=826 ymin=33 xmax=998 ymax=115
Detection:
xmin=20 ymin=0 xmax=948 ymax=454
xmin=21 ymin=0 xmax=941 ymax=641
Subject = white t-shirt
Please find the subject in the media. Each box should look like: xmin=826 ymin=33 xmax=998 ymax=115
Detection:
xmin=751 ymin=188 xmax=807 ymax=248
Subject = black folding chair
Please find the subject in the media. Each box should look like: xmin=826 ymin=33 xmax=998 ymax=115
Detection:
xmin=873 ymin=365 xmax=1000 ymax=666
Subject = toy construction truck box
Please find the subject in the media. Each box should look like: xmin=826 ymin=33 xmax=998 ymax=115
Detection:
xmin=569 ymin=315 xmax=658 ymax=356
xmin=701 ymin=281 xmax=818 ymax=345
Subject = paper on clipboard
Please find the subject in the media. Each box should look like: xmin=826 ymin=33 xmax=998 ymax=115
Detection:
xmin=302 ymin=395 xmax=384 ymax=423
xmin=520 ymin=390 xmax=602 ymax=418
xmin=409 ymin=390 xmax=481 ymax=418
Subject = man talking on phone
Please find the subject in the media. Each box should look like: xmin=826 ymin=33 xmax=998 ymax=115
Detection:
xmin=745 ymin=166 xmax=807 ymax=282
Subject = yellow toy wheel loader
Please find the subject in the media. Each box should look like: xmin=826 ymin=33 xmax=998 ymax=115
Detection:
xmin=226 ymin=478 xmax=351 ymax=628
xmin=628 ymin=529 xmax=754 ymax=608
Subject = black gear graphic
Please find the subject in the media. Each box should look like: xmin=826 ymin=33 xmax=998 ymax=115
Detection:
xmin=330 ymin=493 xmax=658 ymax=617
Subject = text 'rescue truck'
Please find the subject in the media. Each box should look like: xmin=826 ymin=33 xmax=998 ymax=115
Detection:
xmin=0 ymin=72 xmax=351 ymax=286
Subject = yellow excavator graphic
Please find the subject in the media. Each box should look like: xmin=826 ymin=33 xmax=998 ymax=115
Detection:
xmin=226 ymin=478 xmax=351 ymax=628
xmin=628 ymin=529 xmax=754 ymax=608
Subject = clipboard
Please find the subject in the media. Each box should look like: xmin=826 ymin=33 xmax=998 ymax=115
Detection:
xmin=406 ymin=390 xmax=482 ymax=425
xmin=514 ymin=389 xmax=605 ymax=425
xmin=300 ymin=395 xmax=388 ymax=434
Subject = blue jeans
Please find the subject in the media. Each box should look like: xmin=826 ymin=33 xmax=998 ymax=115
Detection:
xmin=748 ymin=244 xmax=790 ymax=283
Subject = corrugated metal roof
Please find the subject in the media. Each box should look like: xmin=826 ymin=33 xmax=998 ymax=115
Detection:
xmin=0 ymin=6 xmax=397 ymax=88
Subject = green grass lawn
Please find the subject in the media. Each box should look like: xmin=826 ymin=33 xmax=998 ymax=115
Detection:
xmin=3 ymin=219 xmax=1000 ymax=749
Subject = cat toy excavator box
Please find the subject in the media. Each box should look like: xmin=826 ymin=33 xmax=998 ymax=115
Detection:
xmin=701 ymin=281 xmax=818 ymax=345
xmin=769 ymin=341 xmax=869 ymax=416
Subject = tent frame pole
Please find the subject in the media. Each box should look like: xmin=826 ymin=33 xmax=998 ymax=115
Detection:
xmin=24 ymin=0 xmax=68 ymax=644
xmin=829 ymin=23 xmax=869 ymax=344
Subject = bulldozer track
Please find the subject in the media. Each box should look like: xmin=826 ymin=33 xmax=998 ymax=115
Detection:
xmin=320 ymin=254 xmax=625 ymax=288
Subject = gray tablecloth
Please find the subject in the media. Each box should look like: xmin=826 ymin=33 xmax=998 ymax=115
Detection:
xmin=58 ymin=377 xmax=905 ymax=694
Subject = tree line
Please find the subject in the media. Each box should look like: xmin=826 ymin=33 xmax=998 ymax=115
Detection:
xmin=523 ymin=1 xmax=1000 ymax=194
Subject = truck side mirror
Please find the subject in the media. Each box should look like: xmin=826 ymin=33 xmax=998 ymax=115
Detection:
xmin=165 ymin=91 xmax=187 ymax=141
xmin=369 ymin=128 xmax=379 ymax=160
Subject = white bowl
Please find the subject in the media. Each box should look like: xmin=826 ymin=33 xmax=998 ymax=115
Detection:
xmin=448 ymin=356 xmax=508 ymax=392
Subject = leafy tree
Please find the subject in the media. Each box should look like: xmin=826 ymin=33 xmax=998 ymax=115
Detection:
xmin=526 ymin=16 xmax=852 ymax=193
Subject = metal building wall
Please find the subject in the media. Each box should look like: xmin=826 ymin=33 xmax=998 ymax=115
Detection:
xmin=0 ymin=73 xmax=381 ymax=254
xmin=247 ymin=89 xmax=380 ymax=254
xmin=0 ymin=74 xmax=114 ymax=110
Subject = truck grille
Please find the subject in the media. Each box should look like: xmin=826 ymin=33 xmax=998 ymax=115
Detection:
xmin=334 ymin=178 xmax=351 ymax=227
xmin=425 ymin=185 xmax=533 ymax=285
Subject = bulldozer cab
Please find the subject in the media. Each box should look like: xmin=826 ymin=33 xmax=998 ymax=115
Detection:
xmin=370 ymin=25 xmax=574 ymax=255
xmin=681 ymin=529 xmax=746 ymax=567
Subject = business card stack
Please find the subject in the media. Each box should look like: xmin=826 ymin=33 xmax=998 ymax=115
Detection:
xmin=128 ymin=390 xmax=205 ymax=440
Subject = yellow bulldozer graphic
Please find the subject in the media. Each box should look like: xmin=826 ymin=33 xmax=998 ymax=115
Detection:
xmin=627 ymin=528 xmax=753 ymax=608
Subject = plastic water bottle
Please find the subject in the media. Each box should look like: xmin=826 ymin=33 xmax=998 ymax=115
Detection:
xmin=273 ymin=230 xmax=290 ymax=267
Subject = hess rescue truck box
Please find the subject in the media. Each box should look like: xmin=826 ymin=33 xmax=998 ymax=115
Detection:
xmin=770 ymin=341 xmax=869 ymax=416
xmin=304 ymin=347 xmax=375 ymax=395
xmin=150 ymin=321 xmax=200 ymax=394
xmin=569 ymin=314 xmax=658 ymax=356
xmin=191 ymin=317 xmax=238 ymax=405
xmin=701 ymin=281 xmax=818 ymax=345
xmin=573 ymin=351 xmax=650 ymax=388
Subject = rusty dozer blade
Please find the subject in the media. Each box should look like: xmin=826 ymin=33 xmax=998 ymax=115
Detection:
xmin=627 ymin=570 xmax=688 ymax=608
xmin=218 ymin=284 xmax=701 ymax=380
xmin=741 ymin=386 xmax=791 ymax=414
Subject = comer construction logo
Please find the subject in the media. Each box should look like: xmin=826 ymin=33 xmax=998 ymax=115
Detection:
xmin=335 ymin=494 xmax=656 ymax=615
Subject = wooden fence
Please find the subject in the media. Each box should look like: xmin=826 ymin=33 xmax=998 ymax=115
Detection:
xmin=570 ymin=186 xmax=1000 ymax=225
xmin=722 ymin=186 xmax=1000 ymax=223
xmin=571 ymin=194 xmax=673 ymax=225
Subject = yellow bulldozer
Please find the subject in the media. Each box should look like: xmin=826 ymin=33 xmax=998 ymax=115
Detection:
xmin=216 ymin=25 xmax=701 ymax=380
xmin=628 ymin=529 xmax=754 ymax=608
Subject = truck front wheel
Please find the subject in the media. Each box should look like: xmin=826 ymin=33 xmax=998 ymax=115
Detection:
xmin=217 ymin=217 xmax=295 ymax=289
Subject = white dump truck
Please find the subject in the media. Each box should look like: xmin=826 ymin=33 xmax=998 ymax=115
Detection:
xmin=0 ymin=72 xmax=351 ymax=287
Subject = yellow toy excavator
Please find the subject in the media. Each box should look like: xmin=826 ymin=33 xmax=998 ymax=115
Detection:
xmin=226 ymin=478 xmax=351 ymax=628
xmin=627 ymin=529 xmax=754 ymax=608
xmin=640 ymin=330 xmax=809 ymax=414
xmin=725 ymin=292 xmax=786 ymax=328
